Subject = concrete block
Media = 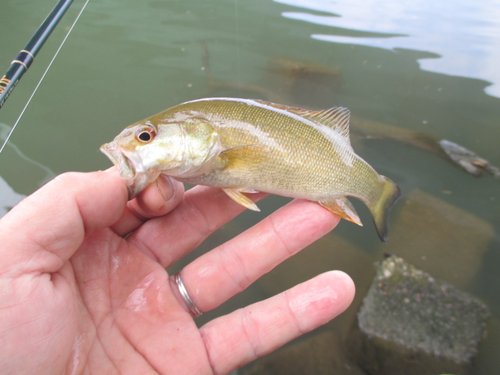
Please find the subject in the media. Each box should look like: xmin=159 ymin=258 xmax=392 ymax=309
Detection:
xmin=242 ymin=330 xmax=365 ymax=375
xmin=347 ymin=256 xmax=490 ymax=375
xmin=254 ymin=233 xmax=378 ymax=334
xmin=384 ymin=189 xmax=494 ymax=288
xmin=255 ymin=233 xmax=375 ymax=293
xmin=473 ymin=317 xmax=500 ymax=374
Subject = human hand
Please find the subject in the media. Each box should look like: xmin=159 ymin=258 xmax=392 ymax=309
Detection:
xmin=0 ymin=170 xmax=355 ymax=374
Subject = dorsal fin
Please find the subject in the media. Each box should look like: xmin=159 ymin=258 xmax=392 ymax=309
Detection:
xmin=252 ymin=100 xmax=351 ymax=142
xmin=293 ymin=107 xmax=351 ymax=141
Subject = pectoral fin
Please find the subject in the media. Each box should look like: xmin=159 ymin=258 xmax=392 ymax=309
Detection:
xmin=223 ymin=188 xmax=261 ymax=211
xmin=318 ymin=197 xmax=362 ymax=226
xmin=219 ymin=145 xmax=268 ymax=170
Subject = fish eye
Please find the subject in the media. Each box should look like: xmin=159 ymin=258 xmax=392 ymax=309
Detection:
xmin=135 ymin=126 xmax=157 ymax=143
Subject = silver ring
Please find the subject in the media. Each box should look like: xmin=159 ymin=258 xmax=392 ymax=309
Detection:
xmin=174 ymin=271 xmax=203 ymax=317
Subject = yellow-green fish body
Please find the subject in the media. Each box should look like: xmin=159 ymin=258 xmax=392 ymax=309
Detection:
xmin=101 ymin=98 xmax=400 ymax=241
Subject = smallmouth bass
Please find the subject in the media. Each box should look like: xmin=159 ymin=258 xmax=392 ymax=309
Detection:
xmin=101 ymin=98 xmax=400 ymax=241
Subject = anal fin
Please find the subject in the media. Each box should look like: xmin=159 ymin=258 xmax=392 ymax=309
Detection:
xmin=318 ymin=197 xmax=362 ymax=226
xmin=223 ymin=188 xmax=261 ymax=211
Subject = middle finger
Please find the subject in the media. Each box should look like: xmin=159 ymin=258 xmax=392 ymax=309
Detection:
xmin=172 ymin=199 xmax=340 ymax=314
xmin=127 ymin=184 xmax=268 ymax=267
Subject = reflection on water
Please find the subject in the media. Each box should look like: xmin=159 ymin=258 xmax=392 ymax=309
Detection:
xmin=0 ymin=0 xmax=499 ymax=373
xmin=276 ymin=0 xmax=500 ymax=97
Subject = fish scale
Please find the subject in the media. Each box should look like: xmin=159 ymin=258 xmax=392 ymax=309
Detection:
xmin=171 ymin=99 xmax=362 ymax=195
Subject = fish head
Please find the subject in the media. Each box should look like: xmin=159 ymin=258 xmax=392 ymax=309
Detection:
xmin=100 ymin=121 xmax=186 ymax=199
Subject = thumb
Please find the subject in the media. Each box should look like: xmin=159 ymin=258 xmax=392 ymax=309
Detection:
xmin=0 ymin=170 xmax=128 ymax=274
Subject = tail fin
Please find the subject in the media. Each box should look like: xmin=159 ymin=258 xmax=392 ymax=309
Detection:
xmin=368 ymin=176 xmax=401 ymax=242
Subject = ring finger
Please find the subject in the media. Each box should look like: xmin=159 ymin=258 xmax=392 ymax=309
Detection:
xmin=170 ymin=199 xmax=340 ymax=315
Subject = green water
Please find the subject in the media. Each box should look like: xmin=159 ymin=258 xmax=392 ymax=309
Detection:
xmin=1 ymin=0 xmax=499 ymax=373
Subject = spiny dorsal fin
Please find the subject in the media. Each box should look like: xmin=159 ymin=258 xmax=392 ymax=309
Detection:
xmin=298 ymin=107 xmax=351 ymax=141
xmin=252 ymin=100 xmax=351 ymax=141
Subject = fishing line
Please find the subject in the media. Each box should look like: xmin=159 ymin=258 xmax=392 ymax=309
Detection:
xmin=0 ymin=0 xmax=90 ymax=154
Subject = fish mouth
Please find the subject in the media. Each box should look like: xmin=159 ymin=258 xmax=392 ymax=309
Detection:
xmin=100 ymin=143 xmax=136 ymax=180
xmin=100 ymin=142 xmax=159 ymax=200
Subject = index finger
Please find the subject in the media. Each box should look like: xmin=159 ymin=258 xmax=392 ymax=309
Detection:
xmin=126 ymin=185 xmax=268 ymax=268
xmin=110 ymin=174 xmax=185 ymax=237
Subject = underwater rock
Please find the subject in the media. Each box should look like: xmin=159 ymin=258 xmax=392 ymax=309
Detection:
xmin=346 ymin=256 xmax=490 ymax=375
xmin=242 ymin=330 xmax=365 ymax=375
xmin=384 ymin=189 xmax=494 ymax=288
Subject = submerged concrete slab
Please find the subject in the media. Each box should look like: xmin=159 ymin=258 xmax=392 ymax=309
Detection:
xmin=242 ymin=330 xmax=365 ymax=375
xmin=347 ymin=256 xmax=490 ymax=375
xmin=473 ymin=317 xmax=500 ymax=374
xmin=254 ymin=233 xmax=375 ymax=292
xmin=254 ymin=233 xmax=377 ymax=334
xmin=385 ymin=189 xmax=494 ymax=288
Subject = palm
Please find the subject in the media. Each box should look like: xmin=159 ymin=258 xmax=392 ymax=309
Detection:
xmin=69 ymin=233 xmax=206 ymax=374
xmin=0 ymin=171 xmax=354 ymax=375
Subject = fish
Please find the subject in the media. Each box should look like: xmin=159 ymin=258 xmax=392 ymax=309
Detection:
xmin=101 ymin=97 xmax=401 ymax=241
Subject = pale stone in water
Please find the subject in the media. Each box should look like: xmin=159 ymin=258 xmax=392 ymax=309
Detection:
xmin=384 ymin=189 xmax=494 ymax=288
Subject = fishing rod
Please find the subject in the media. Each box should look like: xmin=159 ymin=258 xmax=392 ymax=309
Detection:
xmin=0 ymin=0 xmax=75 ymax=110
xmin=0 ymin=0 xmax=89 ymax=154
